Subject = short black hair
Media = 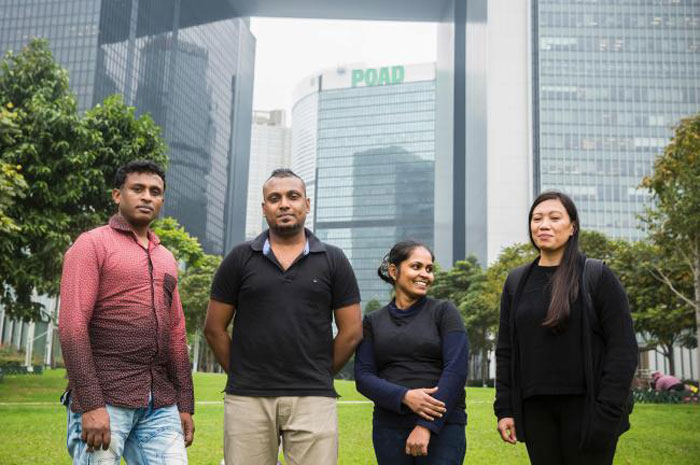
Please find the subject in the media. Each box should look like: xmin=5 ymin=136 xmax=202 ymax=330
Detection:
xmin=114 ymin=160 xmax=166 ymax=190
xmin=265 ymin=168 xmax=306 ymax=194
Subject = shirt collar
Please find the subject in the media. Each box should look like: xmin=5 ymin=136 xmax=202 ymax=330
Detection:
xmin=108 ymin=214 xmax=160 ymax=246
xmin=250 ymin=228 xmax=326 ymax=254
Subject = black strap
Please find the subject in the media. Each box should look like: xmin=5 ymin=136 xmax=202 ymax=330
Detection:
xmin=506 ymin=264 xmax=529 ymax=305
xmin=582 ymin=258 xmax=604 ymax=335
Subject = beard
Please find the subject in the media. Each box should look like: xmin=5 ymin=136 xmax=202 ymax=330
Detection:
xmin=269 ymin=218 xmax=305 ymax=237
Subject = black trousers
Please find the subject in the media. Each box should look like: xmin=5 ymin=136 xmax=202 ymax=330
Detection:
xmin=522 ymin=395 xmax=618 ymax=465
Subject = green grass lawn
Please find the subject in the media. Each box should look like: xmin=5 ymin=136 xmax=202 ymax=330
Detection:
xmin=0 ymin=369 xmax=698 ymax=464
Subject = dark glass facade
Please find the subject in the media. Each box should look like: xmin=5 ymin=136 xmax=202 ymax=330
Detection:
xmin=310 ymin=71 xmax=436 ymax=306
xmin=0 ymin=0 xmax=255 ymax=254
xmin=533 ymin=0 xmax=700 ymax=240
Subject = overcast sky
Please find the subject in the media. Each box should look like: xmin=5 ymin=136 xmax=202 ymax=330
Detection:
xmin=250 ymin=18 xmax=438 ymax=119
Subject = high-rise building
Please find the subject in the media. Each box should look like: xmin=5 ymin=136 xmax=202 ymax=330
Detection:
xmin=291 ymin=63 xmax=436 ymax=304
xmin=246 ymin=110 xmax=291 ymax=239
xmin=290 ymin=75 xmax=321 ymax=229
xmin=532 ymin=0 xmax=700 ymax=240
xmin=0 ymin=0 xmax=256 ymax=254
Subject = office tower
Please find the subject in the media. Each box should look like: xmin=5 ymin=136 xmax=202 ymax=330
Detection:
xmin=292 ymin=63 xmax=436 ymax=305
xmin=532 ymin=0 xmax=700 ymax=239
xmin=0 ymin=0 xmax=256 ymax=254
xmin=246 ymin=110 xmax=291 ymax=239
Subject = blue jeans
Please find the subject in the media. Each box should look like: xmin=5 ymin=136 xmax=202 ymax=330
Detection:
xmin=372 ymin=423 xmax=466 ymax=465
xmin=66 ymin=395 xmax=187 ymax=464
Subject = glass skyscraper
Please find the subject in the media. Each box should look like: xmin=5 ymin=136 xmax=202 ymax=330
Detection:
xmin=292 ymin=63 xmax=436 ymax=305
xmin=246 ymin=110 xmax=291 ymax=239
xmin=0 ymin=0 xmax=255 ymax=254
xmin=533 ymin=0 xmax=700 ymax=240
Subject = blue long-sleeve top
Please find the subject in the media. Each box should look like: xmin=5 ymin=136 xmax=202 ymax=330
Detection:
xmin=355 ymin=297 xmax=469 ymax=433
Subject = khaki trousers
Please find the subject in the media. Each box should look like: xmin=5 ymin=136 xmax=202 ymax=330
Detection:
xmin=224 ymin=394 xmax=338 ymax=465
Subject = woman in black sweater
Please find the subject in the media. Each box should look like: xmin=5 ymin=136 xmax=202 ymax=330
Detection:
xmin=355 ymin=241 xmax=469 ymax=464
xmin=494 ymin=191 xmax=638 ymax=464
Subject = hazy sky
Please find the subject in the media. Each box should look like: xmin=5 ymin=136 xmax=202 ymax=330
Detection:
xmin=250 ymin=18 xmax=437 ymax=119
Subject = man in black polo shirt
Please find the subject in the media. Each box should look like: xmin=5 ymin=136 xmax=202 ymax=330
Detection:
xmin=204 ymin=168 xmax=362 ymax=465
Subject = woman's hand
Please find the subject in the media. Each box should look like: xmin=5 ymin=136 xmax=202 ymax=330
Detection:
xmin=497 ymin=417 xmax=517 ymax=444
xmin=402 ymin=387 xmax=446 ymax=421
xmin=405 ymin=425 xmax=431 ymax=456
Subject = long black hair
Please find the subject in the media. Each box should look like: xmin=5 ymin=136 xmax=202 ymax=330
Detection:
xmin=528 ymin=191 xmax=580 ymax=331
xmin=377 ymin=240 xmax=434 ymax=285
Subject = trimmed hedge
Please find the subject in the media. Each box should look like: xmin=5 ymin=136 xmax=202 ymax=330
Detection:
xmin=0 ymin=361 xmax=43 ymax=375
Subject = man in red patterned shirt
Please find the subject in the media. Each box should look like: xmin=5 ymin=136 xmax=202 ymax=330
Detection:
xmin=59 ymin=160 xmax=194 ymax=464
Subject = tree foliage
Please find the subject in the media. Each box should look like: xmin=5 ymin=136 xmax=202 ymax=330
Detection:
xmin=180 ymin=254 xmax=221 ymax=335
xmin=579 ymin=229 xmax=619 ymax=261
xmin=82 ymin=94 xmax=168 ymax=217
xmin=0 ymin=39 xmax=168 ymax=321
xmin=612 ymin=240 xmax=694 ymax=375
xmin=152 ymin=217 xmax=205 ymax=269
xmin=641 ymin=112 xmax=700 ymax=381
xmin=152 ymin=217 xmax=220 ymax=335
xmin=364 ymin=299 xmax=382 ymax=315
xmin=0 ymin=104 xmax=26 ymax=234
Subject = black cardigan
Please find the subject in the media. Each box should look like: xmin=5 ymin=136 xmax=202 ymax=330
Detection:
xmin=494 ymin=254 xmax=638 ymax=452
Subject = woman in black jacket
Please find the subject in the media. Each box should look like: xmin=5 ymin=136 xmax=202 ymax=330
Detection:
xmin=494 ymin=191 xmax=638 ymax=465
xmin=355 ymin=240 xmax=469 ymax=464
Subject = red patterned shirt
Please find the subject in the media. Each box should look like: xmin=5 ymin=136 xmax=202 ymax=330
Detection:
xmin=59 ymin=215 xmax=194 ymax=414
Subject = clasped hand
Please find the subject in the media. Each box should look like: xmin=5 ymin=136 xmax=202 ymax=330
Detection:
xmin=402 ymin=386 xmax=446 ymax=421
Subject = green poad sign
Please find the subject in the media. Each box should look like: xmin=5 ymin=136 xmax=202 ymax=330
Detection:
xmin=351 ymin=66 xmax=405 ymax=87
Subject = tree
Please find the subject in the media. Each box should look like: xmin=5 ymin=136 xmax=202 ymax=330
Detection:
xmin=0 ymin=39 xmax=169 ymax=321
xmin=429 ymin=256 xmax=491 ymax=382
xmin=579 ymin=230 xmax=619 ymax=261
xmin=430 ymin=256 xmax=483 ymax=304
xmin=612 ymin=240 xmax=694 ymax=376
xmin=0 ymin=104 xmax=26 ymax=234
xmin=152 ymin=217 xmax=221 ymax=371
xmin=179 ymin=255 xmax=221 ymax=333
xmin=0 ymin=40 xmax=92 ymax=321
xmin=151 ymin=217 xmax=205 ymax=269
xmin=641 ymin=112 xmax=700 ymax=381
xmin=364 ymin=299 xmax=382 ymax=315
xmin=460 ymin=270 xmax=497 ymax=386
xmin=81 ymin=94 xmax=168 ymax=218
xmin=152 ymin=217 xmax=213 ymax=332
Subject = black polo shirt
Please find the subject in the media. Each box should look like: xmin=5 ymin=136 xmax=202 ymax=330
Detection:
xmin=211 ymin=228 xmax=361 ymax=397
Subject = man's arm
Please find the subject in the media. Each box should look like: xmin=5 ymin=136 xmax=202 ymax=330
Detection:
xmin=332 ymin=303 xmax=362 ymax=374
xmin=58 ymin=234 xmax=110 ymax=450
xmin=204 ymin=299 xmax=235 ymax=373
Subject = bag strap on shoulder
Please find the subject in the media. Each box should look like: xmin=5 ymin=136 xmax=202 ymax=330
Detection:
xmin=583 ymin=258 xmax=604 ymax=330
xmin=506 ymin=264 xmax=529 ymax=302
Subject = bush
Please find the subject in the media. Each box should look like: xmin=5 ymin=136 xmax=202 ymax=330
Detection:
xmin=0 ymin=344 xmax=25 ymax=364
xmin=0 ymin=361 xmax=43 ymax=375
xmin=633 ymin=388 xmax=699 ymax=404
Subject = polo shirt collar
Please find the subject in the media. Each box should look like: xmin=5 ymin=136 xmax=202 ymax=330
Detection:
xmin=250 ymin=228 xmax=326 ymax=254
xmin=108 ymin=214 xmax=160 ymax=246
